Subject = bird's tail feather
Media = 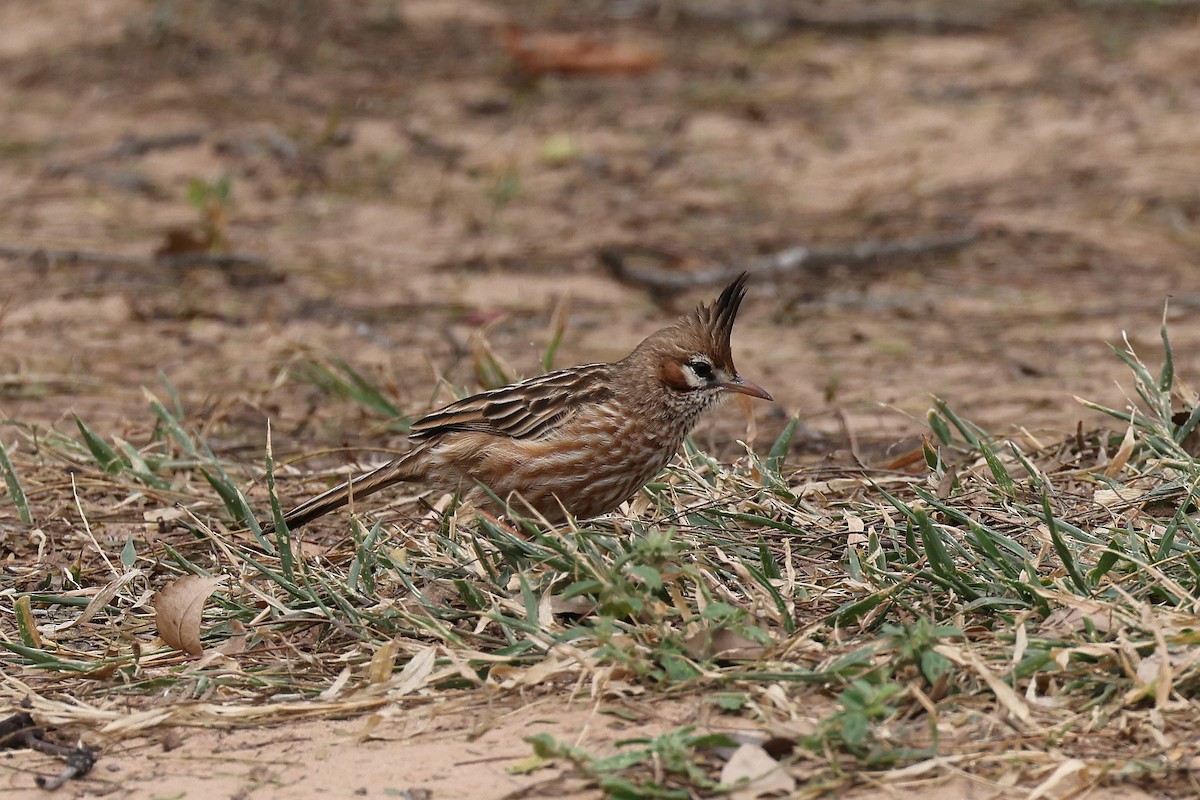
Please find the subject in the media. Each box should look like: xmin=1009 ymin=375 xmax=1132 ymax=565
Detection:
xmin=269 ymin=452 xmax=425 ymax=531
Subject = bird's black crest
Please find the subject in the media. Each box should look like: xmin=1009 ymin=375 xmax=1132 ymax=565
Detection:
xmin=689 ymin=272 xmax=750 ymax=366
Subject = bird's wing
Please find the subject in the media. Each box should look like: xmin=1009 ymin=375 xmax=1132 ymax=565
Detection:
xmin=410 ymin=363 xmax=615 ymax=441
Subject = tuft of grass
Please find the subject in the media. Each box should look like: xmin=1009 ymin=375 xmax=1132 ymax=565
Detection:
xmin=291 ymin=358 xmax=411 ymax=431
xmin=526 ymin=726 xmax=739 ymax=799
xmin=185 ymin=174 xmax=232 ymax=249
xmin=0 ymin=434 xmax=32 ymax=524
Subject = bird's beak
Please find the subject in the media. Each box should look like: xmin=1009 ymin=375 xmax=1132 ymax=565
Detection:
xmin=723 ymin=376 xmax=773 ymax=401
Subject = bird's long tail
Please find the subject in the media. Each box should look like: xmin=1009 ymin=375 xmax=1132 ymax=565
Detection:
xmin=269 ymin=451 xmax=426 ymax=531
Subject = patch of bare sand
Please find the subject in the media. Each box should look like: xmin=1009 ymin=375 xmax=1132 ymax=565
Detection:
xmin=0 ymin=0 xmax=126 ymax=59
xmin=6 ymin=697 xmax=762 ymax=800
xmin=5 ymin=697 xmax=1168 ymax=800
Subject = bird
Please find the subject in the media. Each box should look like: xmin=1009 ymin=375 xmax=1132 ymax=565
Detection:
xmin=273 ymin=272 xmax=771 ymax=530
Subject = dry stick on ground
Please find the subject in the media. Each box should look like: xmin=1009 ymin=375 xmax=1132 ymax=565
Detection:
xmin=0 ymin=711 xmax=97 ymax=790
xmin=640 ymin=0 xmax=1200 ymax=35
xmin=0 ymin=245 xmax=274 ymax=275
xmin=44 ymin=131 xmax=204 ymax=177
xmin=628 ymin=1 xmax=1003 ymax=35
xmin=1075 ymin=0 xmax=1200 ymax=7
xmin=601 ymin=229 xmax=979 ymax=295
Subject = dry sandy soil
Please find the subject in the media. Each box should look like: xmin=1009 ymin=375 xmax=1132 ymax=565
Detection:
xmin=4 ymin=0 xmax=1200 ymax=797
xmin=5 ymin=701 xmax=1167 ymax=800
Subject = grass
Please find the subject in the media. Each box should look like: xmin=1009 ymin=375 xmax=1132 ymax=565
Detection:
xmin=3 ymin=320 xmax=1200 ymax=797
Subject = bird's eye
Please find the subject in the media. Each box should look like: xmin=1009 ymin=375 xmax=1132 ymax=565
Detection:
xmin=688 ymin=359 xmax=714 ymax=380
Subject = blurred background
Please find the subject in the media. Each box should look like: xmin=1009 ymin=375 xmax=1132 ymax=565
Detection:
xmin=3 ymin=0 xmax=1199 ymax=463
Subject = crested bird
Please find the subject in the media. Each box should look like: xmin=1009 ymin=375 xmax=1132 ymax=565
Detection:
xmin=275 ymin=272 xmax=771 ymax=529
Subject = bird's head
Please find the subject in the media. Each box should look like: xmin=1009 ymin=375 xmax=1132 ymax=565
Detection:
xmin=634 ymin=272 xmax=772 ymax=404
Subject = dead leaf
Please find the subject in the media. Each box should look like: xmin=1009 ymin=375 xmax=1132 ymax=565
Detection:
xmin=1025 ymin=758 xmax=1086 ymax=800
xmin=154 ymin=575 xmax=222 ymax=656
xmin=388 ymin=647 xmax=437 ymax=697
xmin=1092 ymin=485 xmax=1142 ymax=508
xmin=882 ymin=442 xmax=928 ymax=472
xmin=1103 ymin=424 xmax=1135 ymax=477
xmin=936 ymin=464 xmax=959 ymax=500
xmin=490 ymin=654 xmax=576 ymax=689
xmin=720 ymin=743 xmax=795 ymax=799
xmin=319 ymin=666 xmax=354 ymax=701
xmin=549 ymin=594 xmax=596 ymax=616
xmin=938 ymin=644 xmax=1033 ymax=728
xmin=216 ymin=619 xmax=248 ymax=656
xmin=154 ymin=227 xmax=211 ymax=258
xmin=368 ymin=638 xmax=401 ymax=684
xmin=502 ymin=26 xmax=662 ymax=77
xmin=1135 ymin=651 xmax=1164 ymax=689
xmin=46 ymin=568 xmax=142 ymax=633
xmin=1012 ymin=620 xmax=1029 ymax=667
xmin=1039 ymin=607 xmax=1115 ymax=637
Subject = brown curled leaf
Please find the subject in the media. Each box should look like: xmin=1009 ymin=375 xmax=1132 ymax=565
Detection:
xmin=154 ymin=575 xmax=222 ymax=656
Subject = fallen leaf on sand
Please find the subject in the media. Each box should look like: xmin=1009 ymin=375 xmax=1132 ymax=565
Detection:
xmin=154 ymin=575 xmax=223 ymax=656
xmin=720 ymin=743 xmax=794 ymax=799
xmin=503 ymin=26 xmax=662 ymax=77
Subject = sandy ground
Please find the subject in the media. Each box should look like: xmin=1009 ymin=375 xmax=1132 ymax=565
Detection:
xmin=6 ymin=697 xmax=1166 ymax=800
xmin=5 ymin=0 xmax=1200 ymax=797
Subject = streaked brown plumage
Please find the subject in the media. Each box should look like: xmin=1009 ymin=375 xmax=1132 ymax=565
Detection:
xmin=276 ymin=273 xmax=771 ymax=529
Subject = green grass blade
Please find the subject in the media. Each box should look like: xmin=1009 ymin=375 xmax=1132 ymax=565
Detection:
xmin=1159 ymin=304 xmax=1174 ymax=392
xmin=1173 ymin=405 xmax=1200 ymax=444
xmin=0 ymin=438 xmax=32 ymax=524
xmin=201 ymin=468 xmax=272 ymax=552
xmin=1089 ymin=544 xmax=1123 ymax=584
xmin=927 ymin=409 xmax=953 ymax=446
xmin=333 ymin=358 xmax=407 ymax=423
xmin=766 ymin=416 xmax=798 ymax=479
xmin=0 ymin=641 xmax=100 ymax=672
xmin=293 ymin=358 xmax=409 ymax=427
xmin=74 ymin=414 xmax=127 ymax=474
xmin=978 ymin=440 xmax=1016 ymax=497
xmin=14 ymin=595 xmax=40 ymax=646
xmin=1008 ymin=443 xmax=1044 ymax=491
xmin=931 ymin=397 xmax=982 ymax=449
xmin=157 ymin=370 xmax=187 ymax=419
xmin=914 ymin=511 xmax=977 ymax=600
xmin=1041 ymin=494 xmax=1088 ymax=594
xmin=146 ymin=391 xmax=200 ymax=458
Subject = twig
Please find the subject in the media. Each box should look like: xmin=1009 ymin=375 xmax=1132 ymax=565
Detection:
xmin=0 ymin=712 xmax=97 ymax=790
xmin=155 ymin=252 xmax=272 ymax=270
xmin=403 ymin=128 xmax=465 ymax=167
xmin=0 ymin=245 xmax=274 ymax=274
xmin=71 ymin=473 xmax=118 ymax=578
xmin=617 ymin=1 xmax=1003 ymax=35
xmin=601 ymin=229 xmax=979 ymax=293
xmin=0 ymin=246 xmax=147 ymax=268
xmin=45 ymin=131 xmax=203 ymax=177
xmin=1073 ymin=0 xmax=1200 ymax=7
xmin=34 ymin=741 xmax=97 ymax=791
